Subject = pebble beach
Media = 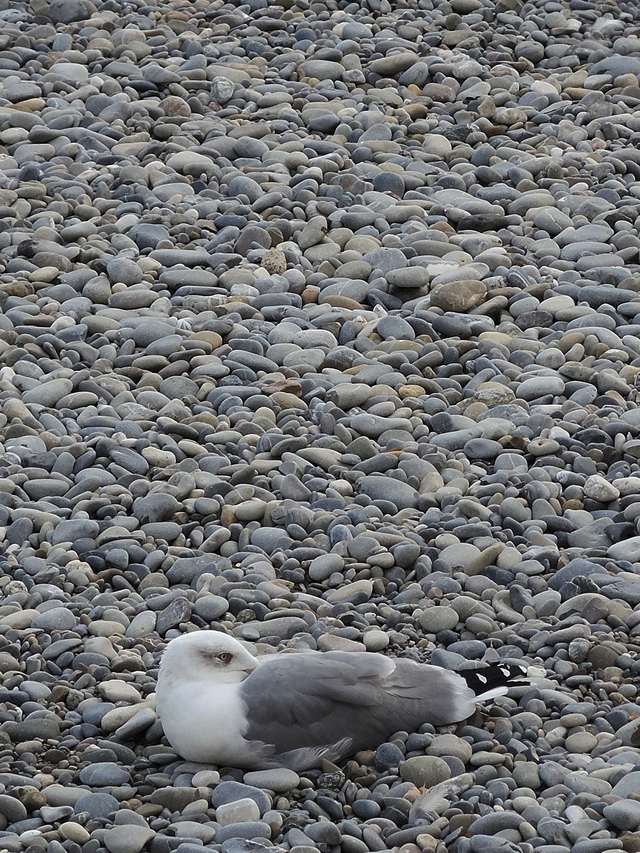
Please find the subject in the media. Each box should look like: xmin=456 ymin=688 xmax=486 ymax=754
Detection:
xmin=2 ymin=0 xmax=640 ymax=852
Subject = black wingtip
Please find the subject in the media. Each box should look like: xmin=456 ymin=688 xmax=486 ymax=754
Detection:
xmin=461 ymin=663 xmax=530 ymax=697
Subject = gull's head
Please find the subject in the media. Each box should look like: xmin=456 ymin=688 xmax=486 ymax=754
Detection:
xmin=158 ymin=632 xmax=259 ymax=686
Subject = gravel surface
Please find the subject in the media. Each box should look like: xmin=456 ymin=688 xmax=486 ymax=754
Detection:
xmin=2 ymin=0 xmax=640 ymax=851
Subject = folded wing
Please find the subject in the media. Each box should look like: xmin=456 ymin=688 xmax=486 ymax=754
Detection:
xmin=239 ymin=651 xmax=478 ymax=765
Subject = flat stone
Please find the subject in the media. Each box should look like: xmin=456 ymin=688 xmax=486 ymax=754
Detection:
xmin=517 ymin=376 xmax=565 ymax=400
xmin=211 ymin=782 xmax=271 ymax=815
xmin=6 ymin=718 xmax=60 ymax=742
xmin=356 ymin=476 xmax=419 ymax=509
xmin=0 ymin=794 xmax=27 ymax=823
xmin=216 ymin=798 xmax=261 ymax=826
xmin=104 ymin=825 xmax=156 ymax=853
xmin=363 ymin=630 xmax=390 ymax=651
xmin=23 ymin=378 xmax=73 ymax=406
xmin=400 ymin=756 xmax=451 ymax=787
xmin=243 ymin=769 xmax=300 ymax=793
xmin=370 ymin=52 xmax=419 ymax=76
xmin=387 ymin=268 xmax=430 ymax=289
xmin=584 ymin=475 xmax=619 ymax=502
xmin=106 ymin=257 xmax=142 ymax=285
xmin=603 ymin=800 xmax=640 ymax=831
xmin=427 ymin=734 xmax=472 ymax=763
xmin=299 ymin=60 xmax=345 ymax=80
xmin=430 ymin=280 xmax=487 ymax=311
xmin=74 ymin=793 xmax=119 ymax=819
xmin=78 ymin=762 xmax=130 ymax=786
xmin=418 ymin=607 xmax=459 ymax=633
xmin=32 ymin=607 xmax=76 ymax=631
xmin=608 ymin=537 xmax=640 ymax=562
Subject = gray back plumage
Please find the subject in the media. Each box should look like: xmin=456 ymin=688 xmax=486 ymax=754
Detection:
xmin=240 ymin=650 xmax=476 ymax=767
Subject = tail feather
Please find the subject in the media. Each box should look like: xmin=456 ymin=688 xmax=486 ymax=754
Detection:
xmin=461 ymin=663 xmax=530 ymax=703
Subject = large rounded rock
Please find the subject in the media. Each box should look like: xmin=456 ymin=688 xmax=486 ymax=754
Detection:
xmin=429 ymin=280 xmax=487 ymax=311
xmin=357 ymin=477 xmax=419 ymax=509
xmin=47 ymin=0 xmax=90 ymax=24
xmin=400 ymin=756 xmax=451 ymax=787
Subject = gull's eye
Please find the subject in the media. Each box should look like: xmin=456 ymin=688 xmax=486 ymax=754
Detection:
xmin=217 ymin=652 xmax=232 ymax=664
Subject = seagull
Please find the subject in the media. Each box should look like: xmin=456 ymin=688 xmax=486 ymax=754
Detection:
xmin=155 ymin=631 xmax=529 ymax=771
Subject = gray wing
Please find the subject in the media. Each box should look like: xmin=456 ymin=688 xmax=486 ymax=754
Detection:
xmin=239 ymin=651 xmax=477 ymax=768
